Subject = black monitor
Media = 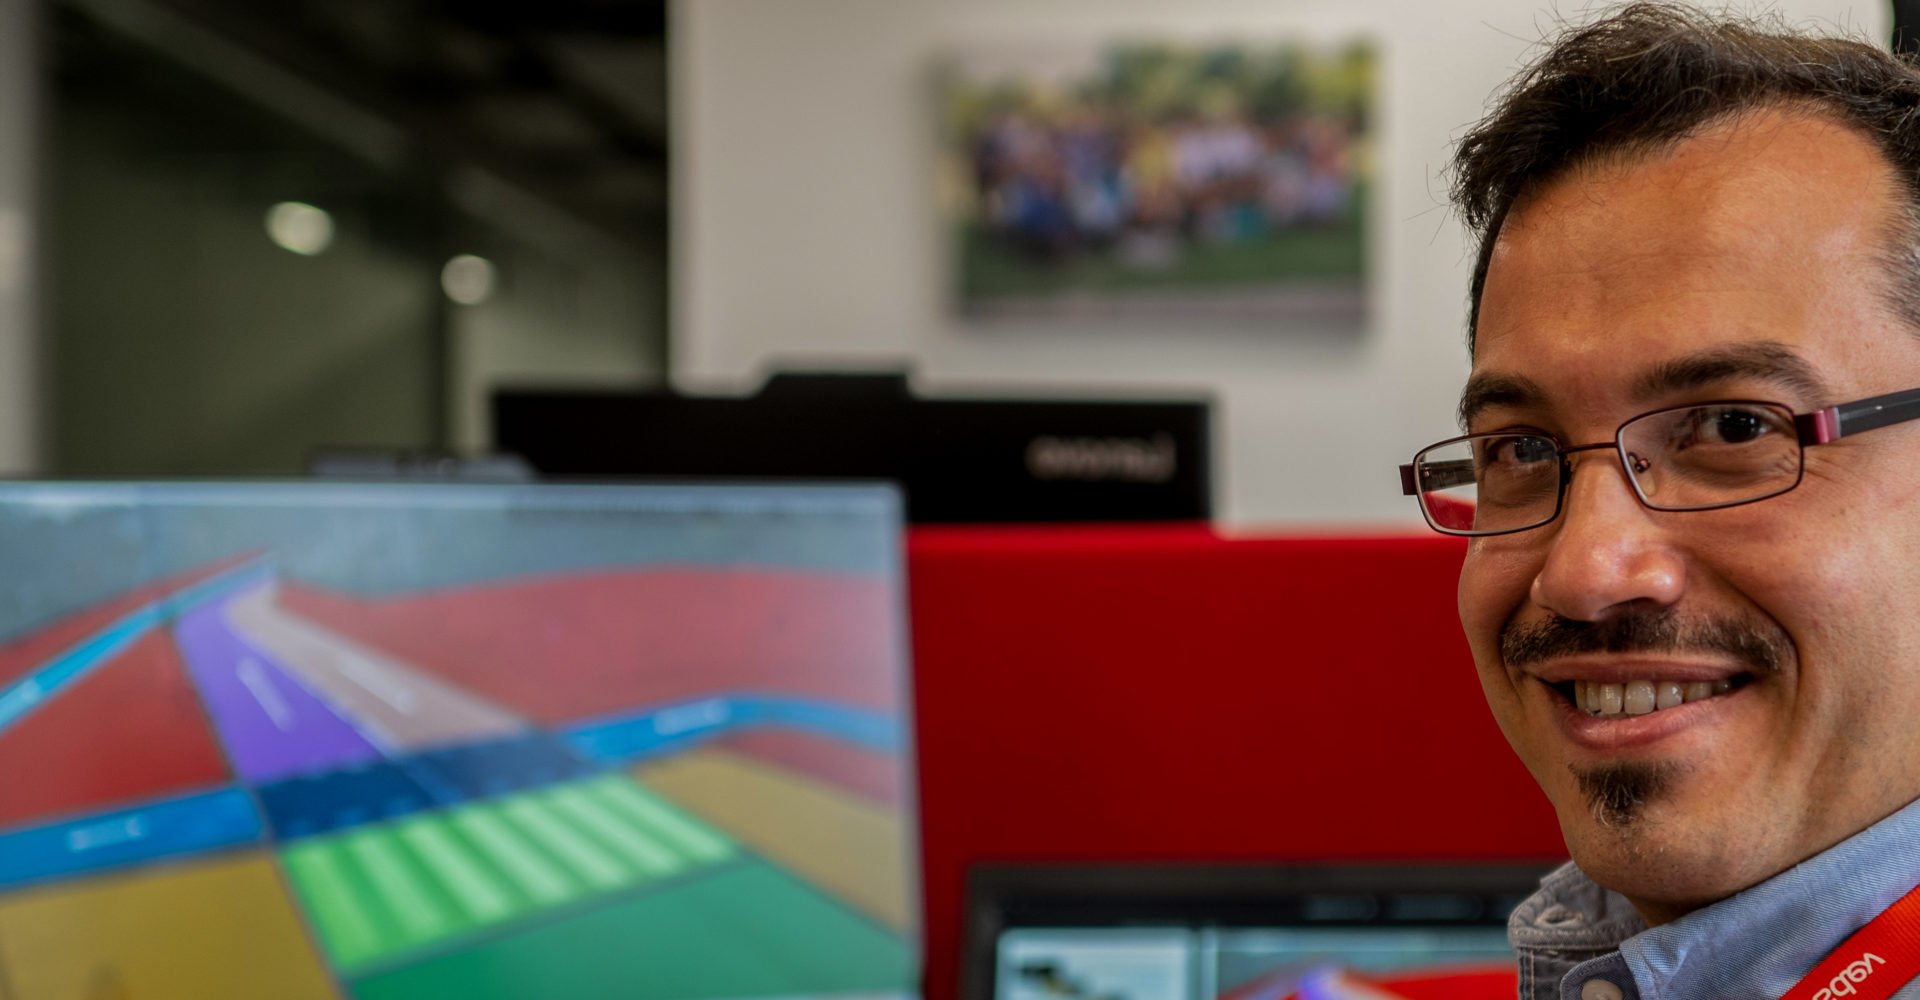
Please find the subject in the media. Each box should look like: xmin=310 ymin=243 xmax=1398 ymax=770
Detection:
xmin=962 ymin=862 xmax=1551 ymax=1000
xmin=492 ymin=372 xmax=1212 ymax=524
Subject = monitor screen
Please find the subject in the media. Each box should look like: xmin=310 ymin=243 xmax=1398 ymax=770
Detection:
xmin=0 ymin=481 xmax=917 ymax=1000
xmin=967 ymin=864 xmax=1544 ymax=1000
xmin=995 ymin=925 xmax=1514 ymax=1000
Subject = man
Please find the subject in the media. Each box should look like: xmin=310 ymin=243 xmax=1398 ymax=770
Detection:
xmin=1399 ymin=3 xmax=1920 ymax=997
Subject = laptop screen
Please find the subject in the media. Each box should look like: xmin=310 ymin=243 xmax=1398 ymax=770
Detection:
xmin=0 ymin=481 xmax=917 ymax=1000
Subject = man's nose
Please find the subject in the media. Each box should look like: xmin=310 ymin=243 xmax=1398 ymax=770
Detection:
xmin=1529 ymin=450 xmax=1687 ymax=621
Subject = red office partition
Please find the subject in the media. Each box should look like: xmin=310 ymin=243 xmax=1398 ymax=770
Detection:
xmin=907 ymin=525 xmax=1565 ymax=1000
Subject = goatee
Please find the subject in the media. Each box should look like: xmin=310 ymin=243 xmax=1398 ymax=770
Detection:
xmin=1574 ymin=760 xmax=1681 ymax=829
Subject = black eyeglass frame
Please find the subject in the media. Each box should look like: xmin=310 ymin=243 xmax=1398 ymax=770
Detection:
xmin=1397 ymin=385 xmax=1920 ymax=537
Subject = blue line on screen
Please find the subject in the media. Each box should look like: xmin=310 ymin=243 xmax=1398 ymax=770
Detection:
xmin=0 ymin=787 xmax=264 ymax=892
xmin=561 ymin=694 xmax=902 ymax=764
xmin=0 ymin=560 xmax=273 ymax=738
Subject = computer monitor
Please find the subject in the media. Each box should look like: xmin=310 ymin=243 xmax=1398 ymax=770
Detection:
xmin=963 ymin=863 xmax=1548 ymax=1000
xmin=0 ymin=481 xmax=918 ymax=1000
xmin=493 ymin=372 xmax=1213 ymax=524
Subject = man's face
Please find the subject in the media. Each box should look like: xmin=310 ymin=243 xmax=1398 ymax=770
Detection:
xmin=1462 ymin=109 xmax=1920 ymax=923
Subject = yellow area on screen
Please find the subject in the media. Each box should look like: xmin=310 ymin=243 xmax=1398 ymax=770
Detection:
xmin=634 ymin=748 xmax=911 ymax=931
xmin=0 ymin=851 xmax=334 ymax=1000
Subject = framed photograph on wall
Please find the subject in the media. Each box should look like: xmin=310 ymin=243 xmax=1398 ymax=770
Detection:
xmin=939 ymin=37 xmax=1374 ymax=329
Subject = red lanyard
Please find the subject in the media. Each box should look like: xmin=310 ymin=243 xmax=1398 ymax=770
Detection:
xmin=1780 ymin=881 xmax=1920 ymax=1000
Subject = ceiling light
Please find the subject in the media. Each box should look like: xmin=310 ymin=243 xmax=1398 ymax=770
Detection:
xmin=442 ymin=254 xmax=497 ymax=305
xmin=265 ymin=202 xmax=334 ymax=256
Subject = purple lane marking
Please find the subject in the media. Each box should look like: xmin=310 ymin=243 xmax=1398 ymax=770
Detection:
xmin=173 ymin=582 xmax=382 ymax=784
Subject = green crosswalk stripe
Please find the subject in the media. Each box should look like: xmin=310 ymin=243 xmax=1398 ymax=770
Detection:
xmin=396 ymin=813 xmax=521 ymax=926
xmin=345 ymin=825 xmax=460 ymax=945
xmin=590 ymin=775 xmax=734 ymax=862
xmin=543 ymin=783 xmax=686 ymax=878
xmin=283 ymin=773 xmax=747 ymax=976
xmin=452 ymin=805 xmax=583 ymax=909
xmin=283 ymin=839 xmax=385 ymax=969
xmin=347 ymin=859 xmax=914 ymax=1000
xmin=499 ymin=794 xmax=633 ymax=892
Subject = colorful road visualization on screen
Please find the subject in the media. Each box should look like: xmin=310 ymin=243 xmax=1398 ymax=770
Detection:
xmin=0 ymin=482 xmax=915 ymax=1000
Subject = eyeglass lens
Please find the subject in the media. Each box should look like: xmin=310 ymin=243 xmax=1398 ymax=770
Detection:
xmin=1413 ymin=402 xmax=1803 ymax=535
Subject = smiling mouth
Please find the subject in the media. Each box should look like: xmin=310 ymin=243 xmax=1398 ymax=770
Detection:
xmin=1548 ymin=675 xmax=1755 ymax=718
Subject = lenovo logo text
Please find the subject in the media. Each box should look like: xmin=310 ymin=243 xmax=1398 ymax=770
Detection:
xmin=1025 ymin=433 xmax=1176 ymax=484
xmin=1813 ymin=952 xmax=1886 ymax=1000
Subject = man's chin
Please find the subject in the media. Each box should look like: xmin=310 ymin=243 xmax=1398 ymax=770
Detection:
xmin=1555 ymin=761 xmax=1753 ymax=923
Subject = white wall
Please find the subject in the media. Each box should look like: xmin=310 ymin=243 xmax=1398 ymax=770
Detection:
xmin=673 ymin=0 xmax=1887 ymax=528
xmin=0 ymin=0 xmax=41 ymax=474
xmin=449 ymin=242 xmax=664 ymax=453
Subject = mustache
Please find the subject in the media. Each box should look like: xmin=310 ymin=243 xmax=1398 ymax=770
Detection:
xmin=1501 ymin=609 xmax=1790 ymax=675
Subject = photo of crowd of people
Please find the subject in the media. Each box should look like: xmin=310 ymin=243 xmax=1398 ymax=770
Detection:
xmin=941 ymin=39 xmax=1373 ymax=326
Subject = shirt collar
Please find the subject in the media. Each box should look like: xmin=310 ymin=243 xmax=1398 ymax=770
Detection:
xmin=1510 ymin=794 xmax=1920 ymax=1000
xmin=1623 ymin=794 xmax=1920 ymax=998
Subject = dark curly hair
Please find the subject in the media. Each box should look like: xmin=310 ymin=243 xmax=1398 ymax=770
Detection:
xmin=1451 ymin=2 xmax=1920 ymax=351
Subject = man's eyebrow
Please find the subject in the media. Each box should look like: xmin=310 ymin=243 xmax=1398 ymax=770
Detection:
xmin=1457 ymin=372 xmax=1545 ymax=429
xmin=1629 ymin=342 xmax=1830 ymax=404
xmin=1458 ymin=342 xmax=1833 ymax=429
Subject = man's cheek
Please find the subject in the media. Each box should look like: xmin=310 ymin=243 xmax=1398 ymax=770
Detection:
xmin=1459 ymin=555 xmax=1535 ymax=651
xmin=1471 ymin=658 xmax=1539 ymax=775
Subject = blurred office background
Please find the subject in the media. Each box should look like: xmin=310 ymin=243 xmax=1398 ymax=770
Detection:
xmin=0 ymin=0 xmax=1889 ymax=526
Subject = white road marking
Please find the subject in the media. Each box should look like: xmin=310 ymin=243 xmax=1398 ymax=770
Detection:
xmin=236 ymin=657 xmax=295 ymax=731
xmin=652 ymin=699 xmax=729 ymax=736
xmin=0 ymin=679 xmax=43 ymax=718
xmin=331 ymin=655 xmax=419 ymax=715
xmin=225 ymin=587 xmax=523 ymax=742
xmin=68 ymin=816 xmax=147 ymax=852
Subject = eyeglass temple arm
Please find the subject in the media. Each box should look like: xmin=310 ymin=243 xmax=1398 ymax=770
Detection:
xmin=1796 ymin=386 xmax=1920 ymax=445
xmin=1400 ymin=459 xmax=1477 ymax=496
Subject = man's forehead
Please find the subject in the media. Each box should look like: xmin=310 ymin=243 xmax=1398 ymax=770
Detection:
xmin=1458 ymin=341 xmax=1833 ymax=428
xmin=1463 ymin=110 xmax=1903 ymax=429
xmin=1496 ymin=108 xmax=1893 ymax=243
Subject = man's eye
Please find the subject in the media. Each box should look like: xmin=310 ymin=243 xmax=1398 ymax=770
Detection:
xmin=1682 ymin=406 xmax=1779 ymax=446
xmin=1482 ymin=435 xmax=1556 ymax=465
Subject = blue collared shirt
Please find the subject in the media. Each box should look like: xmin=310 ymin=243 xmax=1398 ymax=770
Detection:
xmin=1510 ymin=795 xmax=1920 ymax=1000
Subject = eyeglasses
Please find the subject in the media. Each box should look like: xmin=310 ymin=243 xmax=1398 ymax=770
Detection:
xmin=1399 ymin=386 xmax=1920 ymax=536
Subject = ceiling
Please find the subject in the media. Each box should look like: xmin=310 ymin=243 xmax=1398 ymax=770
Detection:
xmin=63 ymin=0 xmax=671 ymax=251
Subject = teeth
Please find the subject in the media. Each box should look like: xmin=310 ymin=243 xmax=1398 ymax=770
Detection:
xmin=1575 ymin=677 xmax=1741 ymax=718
